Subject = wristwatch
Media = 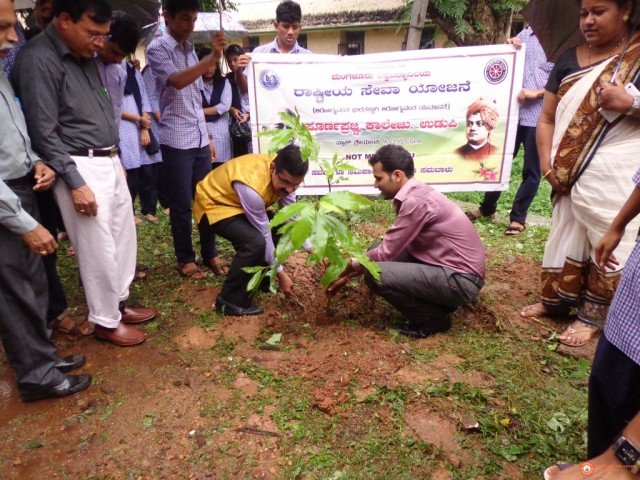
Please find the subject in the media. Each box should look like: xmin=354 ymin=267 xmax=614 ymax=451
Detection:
xmin=626 ymin=95 xmax=640 ymax=116
xmin=613 ymin=434 xmax=640 ymax=474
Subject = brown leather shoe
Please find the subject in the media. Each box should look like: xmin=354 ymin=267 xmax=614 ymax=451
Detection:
xmin=94 ymin=324 xmax=146 ymax=346
xmin=121 ymin=306 xmax=157 ymax=324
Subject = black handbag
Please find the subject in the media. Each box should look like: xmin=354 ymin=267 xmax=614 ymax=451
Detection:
xmin=229 ymin=120 xmax=252 ymax=142
xmin=145 ymin=128 xmax=160 ymax=155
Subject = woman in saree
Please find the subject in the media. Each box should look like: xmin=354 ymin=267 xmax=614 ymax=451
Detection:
xmin=520 ymin=0 xmax=640 ymax=348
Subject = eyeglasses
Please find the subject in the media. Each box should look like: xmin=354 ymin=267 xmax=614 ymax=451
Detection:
xmin=276 ymin=171 xmax=302 ymax=190
xmin=90 ymin=34 xmax=112 ymax=44
xmin=78 ymin=23 xmax=111 ymax=44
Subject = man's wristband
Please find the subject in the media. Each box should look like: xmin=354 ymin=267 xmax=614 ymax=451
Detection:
xmin=542 ymin=168 xmax=553 ymax=180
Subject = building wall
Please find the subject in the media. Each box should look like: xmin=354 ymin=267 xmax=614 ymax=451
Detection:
xmin=364 ymin=28 xmax=405 ymax=54
xmin=308 ymin=31 xmax=342 ymax=55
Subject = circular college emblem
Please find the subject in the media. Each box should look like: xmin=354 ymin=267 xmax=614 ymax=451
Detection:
xmin=259 ymin=69 xmax=280 ymax=90
xmin=484 ymin=58 xmax=508 ymax=85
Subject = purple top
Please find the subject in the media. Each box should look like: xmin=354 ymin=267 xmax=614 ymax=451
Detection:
xmin=517 ymin=26 xmax=554 ymax=127
xmin=146 ymin=33 xmax=208 ymax=149
xmin=252 ymin=37 xmax=312 ymax=54
xmin=604 ymin=168 xmax=640 ymax=366
xmin=95 ymin=57 xmax=126 ymax=128
xmin=233 ymin=182 xmax=299 ymax=271
xmin=363 ymin=178 xmax=485 ymax=278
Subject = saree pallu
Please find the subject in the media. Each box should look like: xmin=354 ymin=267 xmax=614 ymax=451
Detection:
xmin=541 ymin=52 xmax=640 ymax=328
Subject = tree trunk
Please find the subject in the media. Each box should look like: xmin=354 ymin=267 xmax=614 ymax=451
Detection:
xmin=427 ymin=0 xmax=515 ymax=46
xmin=406 ymin=0 xmax=429 ymax=50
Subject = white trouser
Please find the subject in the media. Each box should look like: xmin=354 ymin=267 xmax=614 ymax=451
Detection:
xmin=53 ymin=154 xmax=137 ymax=328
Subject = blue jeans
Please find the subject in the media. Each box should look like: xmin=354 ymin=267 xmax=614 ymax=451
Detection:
xmin=479 ymin=124 xmax=541 ymax=223
xmin=160 ymin=145 xmax=217 ymax=264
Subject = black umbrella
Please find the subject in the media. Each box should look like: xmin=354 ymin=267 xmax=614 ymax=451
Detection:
xmin=521 ymin=0 xmax=640 ymax=62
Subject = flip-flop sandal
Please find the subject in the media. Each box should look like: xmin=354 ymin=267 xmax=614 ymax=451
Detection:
xmin=559 ymin=321 xmax=599 ymax=347
xmin=505 ymin=223 xmax=525 ymax=235
xmin=176 ymin=263 xmax=208 ymax=279
xmin=49 ymin=313 xmax=94 ymax=337
xmin=204 ymin=257 xmax=230 ymax=276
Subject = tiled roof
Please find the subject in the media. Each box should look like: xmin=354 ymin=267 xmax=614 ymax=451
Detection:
xmin=244 ymin=8 xmax=407 ymax=32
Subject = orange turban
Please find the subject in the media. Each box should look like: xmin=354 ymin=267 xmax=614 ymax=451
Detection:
xmin=466 ymin=98 xmax=499 ymax=131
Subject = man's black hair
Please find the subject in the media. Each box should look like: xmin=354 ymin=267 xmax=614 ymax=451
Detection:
xmin=368 ymin=145 xmax=415 ymax=178
xmin=275 ymin=0 xmax=302 ymax=23
xmin=274 ymin=144 xmax=308 ymax=177
xmin=163 ymin=0 xmax=200 ymax=17
xmin=109 ymin=11 xmax=140 ymax=55
xmin=53 ymin=0 xmax=111 ymax=24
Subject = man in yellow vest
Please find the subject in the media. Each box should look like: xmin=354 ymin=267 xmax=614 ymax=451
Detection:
xmin=193 ymin=144 xmax=308 ymax=315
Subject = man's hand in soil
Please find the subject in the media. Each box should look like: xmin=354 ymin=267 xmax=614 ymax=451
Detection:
xmin=277 ymin=270 xmax=294 ymax=299
xmin=326 ymin=262 xmax=357 ymax=297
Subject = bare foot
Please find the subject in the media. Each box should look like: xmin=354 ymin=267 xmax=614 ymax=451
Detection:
xmin=520 ymin=302 xmax=569 ymax=319
xmin=519 ymin=303 xmax=549 ymax=318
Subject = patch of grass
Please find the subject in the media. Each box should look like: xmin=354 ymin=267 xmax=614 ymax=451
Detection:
xmin=25 ymin=437 xmax=44 ymax=450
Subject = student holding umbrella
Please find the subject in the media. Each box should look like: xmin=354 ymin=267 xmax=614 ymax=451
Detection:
xmin=520 ymin=0 xmax=640 ymax=348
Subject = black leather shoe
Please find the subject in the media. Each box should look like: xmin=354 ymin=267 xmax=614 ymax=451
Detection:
xmin=55 ymin=354 xmax=85 ymax=373
xmin=397 ymin=315 xmax=452 ymax=339
xmin=215 ymin=296 xmax=263 ymax=316
xmin=20 ymin=374 xmax=92 ymax=402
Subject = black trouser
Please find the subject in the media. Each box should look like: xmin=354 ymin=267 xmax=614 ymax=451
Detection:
xmin=479 ymin=124 xmax=541 ymax=223
xmin=0 ymin=184 xmax=65 ymax=388
xmin=126 ymin=164 xmax=161 ymax=216
xmin=206 ymin=213 xmax=276 ymax=307
xmin=35 ymin=189 xmax=68 ymax=322
xmin=161 ymin=145 xmax=216 ymax=264
xmin=588 ymin=335 xmax=640 ymax=457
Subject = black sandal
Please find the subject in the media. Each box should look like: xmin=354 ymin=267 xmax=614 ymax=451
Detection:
xmin=504 ymin=223 xmax=526 ymax=235
xmin=465 ymin=210 xmax=481 ymax=222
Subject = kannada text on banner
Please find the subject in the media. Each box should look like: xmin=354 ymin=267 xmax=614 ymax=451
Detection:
xmin=247 ymin=44 xmax=525 ymax=195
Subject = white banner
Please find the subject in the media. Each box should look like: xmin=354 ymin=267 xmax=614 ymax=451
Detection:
xmin=247 ymin=44 xmax=525 ymax=195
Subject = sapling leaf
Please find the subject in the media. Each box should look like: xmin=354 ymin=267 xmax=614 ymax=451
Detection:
xmin=309 ymin=214 xmax=328 ymax=257
xmin=318 ymin=199 xmax=346 ymax=216
xmin=275 ymin=231 xmax=297 ymax=263
xmin=322 ymin=259 xmax=350 ymax=286
xmin=323 ymin=215 xmax=351 ymax=245
xmin=355 ymin=254 xmax=381 ymax=281
xmin=322 ymin=191 xmax=372 ymax=211
xmin=247 ymin=270 xmax=266 ymax=292
xmin=290 ymin=216 xmax=313 ymax=248
xmin=323 ymin=240 xmax=344 ymax=265
xmin=243 ymin=266 xmax=268 ymax=274
xmin=265 ymin=333 xmax=282 ymax=345
xmin=270 ymin=202 xmax=310 ymax=228
xmin=335 ymin=162 xmax=358 ymax=172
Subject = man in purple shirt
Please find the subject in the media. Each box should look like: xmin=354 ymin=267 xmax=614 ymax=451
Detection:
xmin=146 ymin=0 xmax=228 ymax=279
xmin=328 ymin=145 xmax=486 ymax=338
